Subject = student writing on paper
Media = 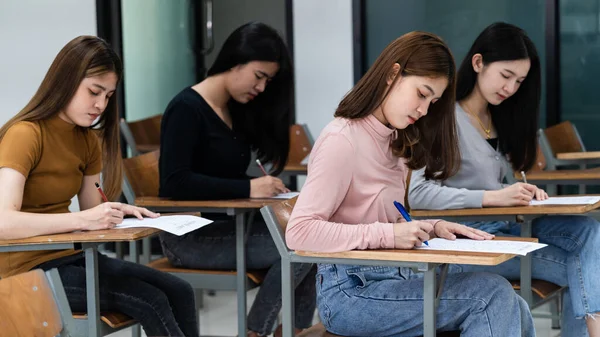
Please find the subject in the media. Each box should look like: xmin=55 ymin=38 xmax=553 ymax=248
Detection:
xmin=0 ymin=37 xmax=199 ymax=336
xmin=158 ymin=22 xmax=315 ymax=337
xmin=409 ymin=22 xmax=600 ymax=336
xmin=286 ymin=32 xmax=534 ymax=336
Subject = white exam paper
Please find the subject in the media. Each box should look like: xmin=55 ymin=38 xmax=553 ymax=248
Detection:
xmin=270 ymin=192 xmax=300 ymax=199
xmin=116 ymin=215 xmax=213 ymax=236
xmin=416 ymin=238 xmax=547 ymax=256
xmin=529 ymin=196 xmax=600 ymax=206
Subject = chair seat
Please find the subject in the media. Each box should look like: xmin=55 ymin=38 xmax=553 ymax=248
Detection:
xmin=72 ymin=311 xmax=135 ymax=329
xmin=511 ymin=279 xmax=564 ymax=299
xmin=147 ymin=257 xmax=267 ymax=284
xmin=297 ymin=323 xmax=460 ymax=337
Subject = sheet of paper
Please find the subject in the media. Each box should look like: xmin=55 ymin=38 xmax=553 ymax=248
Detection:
xmin=116 ymin=215 xmax=213 ymax=236
xmin=529 ymin=196 xmax=600 ymax=206
xmin=416 ymin=238 xmax=547 ymax=256
xmin=270 ymin=192 xmax=300 ymax=199
xmin=300 ymin=154 xmax=310 ymax=166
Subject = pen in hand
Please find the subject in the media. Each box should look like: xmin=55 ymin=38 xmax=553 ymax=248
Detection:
xmin=393 ymin=200 xmax=429 ymax=246
xmin=256 ymin=159 xmax=269 ymax=176
xmin=95 ymin=182 xmax=109 ymax=202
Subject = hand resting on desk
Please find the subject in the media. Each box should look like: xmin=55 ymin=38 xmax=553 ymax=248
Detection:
xmin=392 ymin=220 xmax=494 ymax=249
xmin=250 ymin=175 xmax=290 ymax=198
xmin=482 ymin=182 xmax=549 ymax=207
xmin=76 ymin=202 xmax=159 ymax=231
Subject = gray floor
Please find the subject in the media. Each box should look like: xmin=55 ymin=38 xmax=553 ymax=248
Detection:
xmin=106 ymin=288 xmax=561 ymax=337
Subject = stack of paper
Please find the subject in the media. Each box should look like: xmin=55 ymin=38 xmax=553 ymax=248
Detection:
xmin=529 ymin=196 xmax=600 ymax=206
xmin=416 ymin=238 xmax=547 ymax=256
xmin=116 ymin=215 xmax=213 ymax=236
xmin=271 ymin=192 xmax=300 ymax=199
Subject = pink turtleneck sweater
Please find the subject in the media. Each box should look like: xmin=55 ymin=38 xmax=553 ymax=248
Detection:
xmin=286 ymin=114 xmax=439 ymax=253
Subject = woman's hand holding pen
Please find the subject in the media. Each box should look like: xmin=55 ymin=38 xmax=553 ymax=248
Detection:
xmin=250 ymin=176 xmax=289 ymax=198
xmin=392 ymin=221 xmax=433 ymax=249
xmin=77 ymin=202 xmax=159 ymax=231
xmin=432 ymin=221 xmax=494 ymax=241
xmin=482 ymin=182 xmax=544 ymax=207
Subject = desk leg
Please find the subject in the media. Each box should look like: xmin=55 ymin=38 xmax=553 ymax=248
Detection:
xmin=281 ymin=257 xmax=294 ymax=337
xmin=84 ymin=246 xmax=101 ymax=337
xmin=521 ymin=221 xmax=533 ymax=306
xmin=423 ymin=264 xmax=437 ymax=337
xmin=129 ymin=241 xmax=139 ymax=263
xmin=128 ymin=241 xmax=142 ymax=337
xmin=236 ymin=213 xmax=248 ymax=336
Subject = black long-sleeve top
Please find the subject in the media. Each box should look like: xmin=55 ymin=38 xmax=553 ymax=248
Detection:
xmin=159 ymin=87 xmax=252 ymax=200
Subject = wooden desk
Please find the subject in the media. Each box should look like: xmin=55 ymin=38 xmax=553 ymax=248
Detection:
xmin=297 ymin=237 xmax=536 ymax=265
xmin=292 ymin=238 xmax=536 ymax=337
xmin=134 ymin=196 xmax=281 ymax=337
xmin=282 ymin=163 xmax=307 ymax=174
xmin=411 ymin=200 xmax=600 ymax=307
xmin=0 ymin=227 xmax=161 ymax=337
xmin=556 ymin=151 xmax=600 ymax=160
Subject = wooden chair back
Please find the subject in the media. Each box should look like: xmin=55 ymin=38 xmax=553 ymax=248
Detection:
xmin=0 ymin=269 xmax=62 ymax=337
xmin=543 ymin=121 xmax=583 ymax=155
xmin=127 ymin=114 xmax=162 ymax=146
xmin=288 ymin=124 xmax=313 ymax=165
xmin=123 ymin=150 xmax=160 ymax=198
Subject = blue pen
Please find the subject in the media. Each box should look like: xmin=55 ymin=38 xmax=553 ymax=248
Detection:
xmin=393 ymin=200 xmax=429 ymax=246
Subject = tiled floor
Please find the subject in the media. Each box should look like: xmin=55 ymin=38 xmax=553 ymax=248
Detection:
xmin=107 ymin=288 xmax=561 ymax=337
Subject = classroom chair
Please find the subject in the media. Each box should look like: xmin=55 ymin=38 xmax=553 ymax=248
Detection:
xmin=516 ymin=137 xmax=600 ymax=196
xmin=260 ymin=197 xmax=464 ymax=337
xmin=0 ymin=268 xmax=138 ymax=337
xmin=119 ymin=114 xmax=162 ymax=157
xmin=408 ymin=171 xmax=565 ymax=329
xmin=121 ymin=150 xmax=268 ymax=335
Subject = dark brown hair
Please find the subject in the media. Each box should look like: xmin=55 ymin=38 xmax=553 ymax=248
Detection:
xmin=335 ymin=31 xmax=460 ymax=180
xmin=0 ymin=35 xmax=123 ymax=200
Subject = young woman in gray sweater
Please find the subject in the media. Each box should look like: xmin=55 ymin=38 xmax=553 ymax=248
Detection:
xmin=409 ymin=22 xmax=600 ymax=337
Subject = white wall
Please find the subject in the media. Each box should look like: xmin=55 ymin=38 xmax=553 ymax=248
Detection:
xmin=0 ymin=0 xmax=97 ymax=211
xmin=0 ymin=0 xmax=97 ymax=127
xmin=292 ymin=0 xmax=354 ymax=138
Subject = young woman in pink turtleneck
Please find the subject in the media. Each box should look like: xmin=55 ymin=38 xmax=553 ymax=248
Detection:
xmin=286 ymin=31 xmax=535 ymax=337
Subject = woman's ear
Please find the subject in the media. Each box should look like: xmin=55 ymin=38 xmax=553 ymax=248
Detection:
xmin=387 ymin=63 xmax=401 ymax=85
xmin=471 ymin=53 xmax=484 ymax=73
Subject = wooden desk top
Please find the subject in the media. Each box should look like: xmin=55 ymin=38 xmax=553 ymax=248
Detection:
xmin=297 ymin=237 xmax=537 ymax=266
xmin=411 ymin=200 xmax=600 ymax=218
xmin=135 ymin=196 xmax=281 ymax=209
xmin=519 ymin=168 xmax=600 ymax=181
xmin=0 ymin=227 xmax=161 ymax=247
xmin=556 ymin=151 xmax=600 ymax=160
xmin=283 ymin=163 xmax=307 ymax=173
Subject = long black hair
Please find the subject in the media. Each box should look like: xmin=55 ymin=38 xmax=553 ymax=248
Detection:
xmin=208 ymin=22 xmax=292 ymax=175
xmin=457 ymin=22 xmax=540 ymax=172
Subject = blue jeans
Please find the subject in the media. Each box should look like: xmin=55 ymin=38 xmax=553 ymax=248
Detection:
xmin=459 ymin=215 xmax=600 ymax=337
xmin=159 ymin=217 xmax=317 ymax=336
xmin=35 ymin=251 xmax=199 ymax=337
xmin=317 ymin=263 xmax=534 ymax=337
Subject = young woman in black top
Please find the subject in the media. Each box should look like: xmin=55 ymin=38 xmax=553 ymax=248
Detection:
xmin=159 ymin=22 xmax=316 ymax=337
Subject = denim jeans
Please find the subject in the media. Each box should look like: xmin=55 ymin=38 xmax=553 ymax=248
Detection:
xmin=458 ymin=215 xmax=600 ymax=337
xmin=159 ymin=217 xmax=317 ymax=336
xmin=35 ymin=251 xmax=199 ymax=337
xmin=316 ymin=263 xmax=534 ymax=337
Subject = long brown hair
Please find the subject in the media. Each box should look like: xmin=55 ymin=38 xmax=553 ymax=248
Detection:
xmin=335 ymin=31 xmax=460 ymax=180
xmin=0 ymin=35 xmax=123 ymax=200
